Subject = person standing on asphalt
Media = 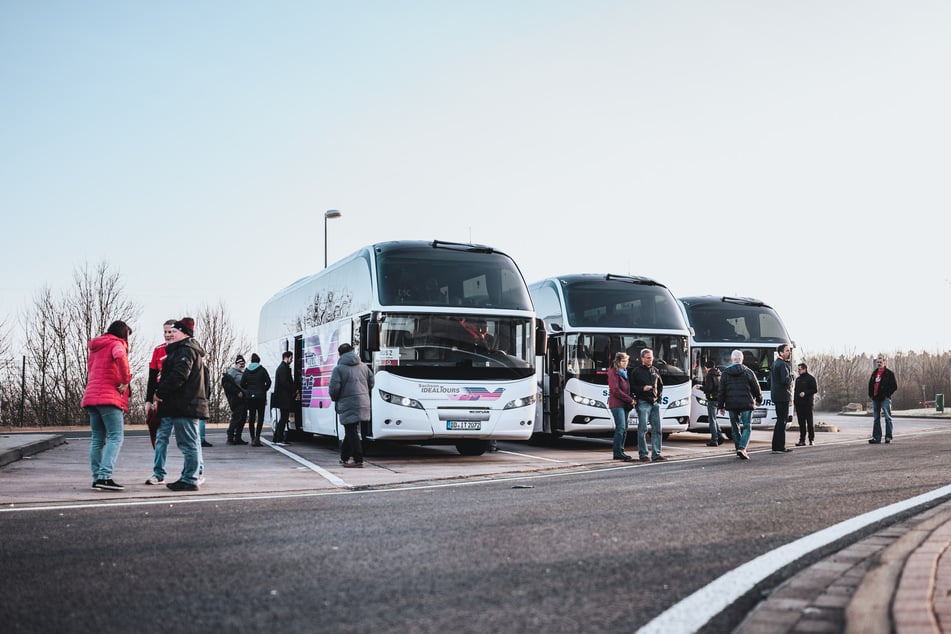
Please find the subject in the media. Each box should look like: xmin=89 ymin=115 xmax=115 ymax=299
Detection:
xmin=329 ymin=342 xmax=374 ymax=468
xmin=272 ymin=350 xmax=298 ymax=446
xmin=152 ymin=317 xmax=209 ymax=492
xmin=82 ymin=320 xmax=133 ymax=491
xmin=702 ymin=359 xmax=722 ymax=447
xmin=770 ymin=343 xmax=794 ymax=454
xmin=607 ymin=351 xmax=636 ymax=461
xmin=630 ymin=347 xmax=666 ymax=463
xmin=240 ymin=353 xmax=271 ymax=447
xmin=145 ymin=319 xmax=176 ymax=448
xmin=794 ymin=362 xmax=819 ymax=446
xmin=868 ymin=353 xmax=898 ymax=444
xmin=718 ymin=349 xmax=763 ymax=460
xmin=223 ymin=355 xmax=249 ymax=444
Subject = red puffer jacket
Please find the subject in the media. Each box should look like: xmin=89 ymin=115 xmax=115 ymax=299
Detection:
xmin=81 ymin=334 xmax=132 ymax=412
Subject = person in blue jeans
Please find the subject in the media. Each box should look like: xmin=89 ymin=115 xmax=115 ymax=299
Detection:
xmin=718 ymin=349 xmax=763 ymax=460
xmin=607 ymin=352 xmax=636 ymax=461
xmin=630 ymin=348 xmax=666 ymax=462
xmin=151 ymin=317 xmax=210 ymax=492
xmin=868 ymin=354 xmax=898 ymax=444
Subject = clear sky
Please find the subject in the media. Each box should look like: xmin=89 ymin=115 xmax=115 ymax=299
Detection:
xmin=2 ymin=1 xmax=949 ymax=357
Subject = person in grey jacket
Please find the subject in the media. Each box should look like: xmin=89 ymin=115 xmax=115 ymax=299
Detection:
xmin=329 ymin=343 xmax=374 ymax=468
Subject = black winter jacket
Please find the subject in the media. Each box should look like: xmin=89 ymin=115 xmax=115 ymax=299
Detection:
xmin=717 ymin=363 xmax=762 ymax=412
xmin=155 ymin=338 xmax=210 ymax=420
xmin=868 ymin=368 xmax=898 ymax=401
xmin=629 ymin=363 xmax=663 ymax=404
xmin=272 ymin=361 xmax=297 ymax=409
xmin=240 ymin=364 xmax=272 ymax=401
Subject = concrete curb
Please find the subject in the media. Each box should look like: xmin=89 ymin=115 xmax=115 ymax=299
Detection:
xmin=0 ymin=434 xmax=67 ymax=468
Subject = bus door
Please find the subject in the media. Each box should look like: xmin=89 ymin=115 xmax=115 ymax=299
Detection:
xmin=293 ymin=335 xmax=304 ymax=434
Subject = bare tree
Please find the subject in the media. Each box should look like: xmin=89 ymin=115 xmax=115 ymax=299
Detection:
xmin=194 ymin=301 xmax=253 ymax=424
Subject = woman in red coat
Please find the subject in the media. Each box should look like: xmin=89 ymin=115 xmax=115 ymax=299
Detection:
xmin=81 ymin=320 xmax=133 ymax=491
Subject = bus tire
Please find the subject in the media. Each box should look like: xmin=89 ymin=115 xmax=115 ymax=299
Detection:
xmin=455 ymin=440 xmax=489 ymax=456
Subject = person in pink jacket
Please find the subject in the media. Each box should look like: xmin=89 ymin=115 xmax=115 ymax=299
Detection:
xmin=81 ymin=320 xmax=133 ymax=491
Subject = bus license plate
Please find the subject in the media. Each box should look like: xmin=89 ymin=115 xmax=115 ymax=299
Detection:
xmin=447 ymin=421 xmax=481 ymax=431
xmin=752 ymin=410 xmax=766 ymax=418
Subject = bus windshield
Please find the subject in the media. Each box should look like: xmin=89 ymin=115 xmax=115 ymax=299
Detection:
xmin=682 ymin=300 xmax=789 ymax=343
xmin=561 ymin=279 xmax=684 ymax=329
xmin=376 ymin=313 xmax=535 ymax=380
xmin=565 ymin=332 xmax=690 ymax=387
xmin=376 ymin=244 xmax=533 ymax=310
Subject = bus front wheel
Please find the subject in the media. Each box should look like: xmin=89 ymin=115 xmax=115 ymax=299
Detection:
xmin=455 ymin=439 xmax=490 ymax=456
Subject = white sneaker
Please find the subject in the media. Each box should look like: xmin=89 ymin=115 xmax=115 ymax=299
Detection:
xmin=197 ymin=474 xmax=206 ymax=486
xmin=145 ymin=475 xmax=164 ymax=485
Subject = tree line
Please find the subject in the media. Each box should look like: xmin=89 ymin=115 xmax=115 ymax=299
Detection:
xmin=1 ymin=262 xmax=949 ymax=427
xmin=0 ymin=262 xmax=252 ymax=427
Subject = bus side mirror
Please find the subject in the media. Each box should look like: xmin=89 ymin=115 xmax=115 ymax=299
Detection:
xmin=535 ymin=319 xmax=548 ymax=356
xmin=367 ymin=320 xmax=381 ymax=352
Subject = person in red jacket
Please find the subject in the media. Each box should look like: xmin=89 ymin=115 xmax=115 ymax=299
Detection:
xmin=145 ymin=319 xmax=176 ymax=447
xmin=81 ymin=320 xmax=133 ymax=491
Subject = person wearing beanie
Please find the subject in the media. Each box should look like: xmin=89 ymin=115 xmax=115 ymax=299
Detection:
xmin=82 ymin=320 xmax=133 ymax=491
xmin=329 ymin=342 xmax=374 ymax=467
xmin=240 ymin=353 xmax=272 ymax=446
xmin=223 ymin=354 xmax=249 ymax=444
xmin=151 ymin=316 xmax=209 ymax=491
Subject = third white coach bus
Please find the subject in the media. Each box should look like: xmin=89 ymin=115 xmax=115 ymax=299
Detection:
xmin=258 ymin=240 xmax=546 ymax=456
xmin=678 ymin=295 xmax=794 ymax=438
xmin=529 ymin=274 xmax=692 ymax=440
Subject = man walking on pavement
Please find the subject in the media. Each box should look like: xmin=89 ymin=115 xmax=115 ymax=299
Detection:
xmin=770 ymin=343 xmax=794 ymax=453
xmin=718 ymin=349 xmax=763 ymax=460
xmin=329 ymin=343 xmax=374 ymax=468
xmin=702 ymin=359 xmax=722 ymax=446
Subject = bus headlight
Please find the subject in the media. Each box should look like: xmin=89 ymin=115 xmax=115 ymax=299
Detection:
xmin=666 ymin=396 xmax=689 ymax=410
xmin=570 ymin=392 xmax=607 ymax=409
xmin=504 ymin=393 xmax=536 ymax=410
xmin=696 ymin=395 xmax=709 ymax=407
xmin=379 ymin=389 xmax=424 ymax=410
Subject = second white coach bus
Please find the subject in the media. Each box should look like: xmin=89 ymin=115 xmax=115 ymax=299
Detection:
xmin=678 ymin=295 xmax=794 ymax=438
xmin=529 ymin=274 xmax=692 ymax=440
xmin=258 ymin=240 xmax=546 ymax=456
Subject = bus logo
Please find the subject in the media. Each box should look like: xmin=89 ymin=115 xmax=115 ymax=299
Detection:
xmin=449 ymin=387 xmax=505 ymax=402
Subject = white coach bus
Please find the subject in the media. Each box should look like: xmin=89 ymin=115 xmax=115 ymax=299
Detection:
xmin=529 ymin=274 xmax=692 ymax=440
xmin=678 ymin=295 xmax=794 ymax=439
xmin=257 ymin=240 xmax=546 ymax=456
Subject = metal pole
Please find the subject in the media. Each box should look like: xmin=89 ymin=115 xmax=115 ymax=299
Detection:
xmin=20 ymin=354 xmax=26 ymax=425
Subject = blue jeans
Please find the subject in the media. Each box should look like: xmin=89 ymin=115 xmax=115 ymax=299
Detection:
xmin=610 ymin=407 xmax=629 ymax=457
xmin=872 ymin=398 xmax=893 ymax=441
xmin=88 ymin=405 xmax=124 ymax=481
xmin=706 ymin=400 xmax=721 ymax=442
xmin=154 ymin=417 xmax=202 ymax=484
xmin=636 ymin=401 xmax=662 ymax=459
xmin=728 ymin=409 xmax=753 ymax=450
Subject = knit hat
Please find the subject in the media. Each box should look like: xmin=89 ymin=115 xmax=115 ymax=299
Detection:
xmin=172 ymin=317 xmax=195 ymax=337
xmin=235 ymin=354 xmax=246 ymax=364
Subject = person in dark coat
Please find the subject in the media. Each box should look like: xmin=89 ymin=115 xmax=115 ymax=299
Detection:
xmin=770 ymin=343 xmax=794 ymax=453
xmin=868 ymin=353 xmax=899 ymax=444
xmin=272 ymin=351 xmax=298 ymax=445
xmin=794 ymin=363 xmax=819 ymax=446
xmin=329 ymin=343 xmax=374 ymax=467
xmin=240 ymin=353 xmax=272 ymax=447
xmin=629 ymin=348 xmax=666 ymax=462
xmin=223 ymin=355 xmax=248 ymax=444
xmin=152 ymin=317 xmax=209 ymax=491
xmin=718 ymin=349 xmax=763 ymax=460
xmin=702 ymin=359 xmax=722 ymax=447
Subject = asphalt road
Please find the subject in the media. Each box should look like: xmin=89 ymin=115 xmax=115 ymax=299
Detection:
xmin=1 ymin=414 xmax=949 ymax=633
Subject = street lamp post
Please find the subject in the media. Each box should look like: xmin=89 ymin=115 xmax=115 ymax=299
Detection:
xmin=324 ymin=209 xmax=342 ymax=268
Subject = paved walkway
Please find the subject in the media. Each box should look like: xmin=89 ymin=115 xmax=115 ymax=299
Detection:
xmin=2 ymin=430 xmax=949 ymax=632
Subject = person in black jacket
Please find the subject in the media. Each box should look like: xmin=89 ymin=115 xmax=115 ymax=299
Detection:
xmin=868 ymin=354 xmax=898 ymax=444
xmin=770 ymin=343 xmax=794 ymax=453
xmin=702 ymin=359 xmax=722 ymax=447
xmin=794 ymin=363 xmax=819 ymax=446
xmin=222 ymin=355 xmax=248 ymax=444
xmin=241 ymin=353 xmax=272 ymax=447
xmin=151 ymin=317 xmax=210 ymax=491
xmin=271 ymin=351 xmax=298 ymax=446
xmin=629 ymin=348 xmax=666 ymax=462
xmin=718 ymin=349 xmax=763 ymax=460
